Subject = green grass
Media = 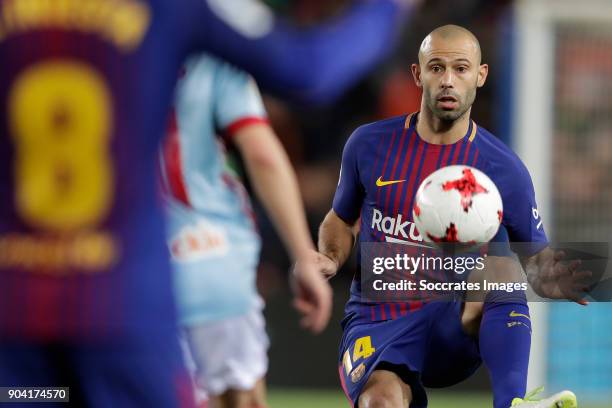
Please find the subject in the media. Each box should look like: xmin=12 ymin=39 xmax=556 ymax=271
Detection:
xmin=268 ymin=388 xmax=609 ymax=408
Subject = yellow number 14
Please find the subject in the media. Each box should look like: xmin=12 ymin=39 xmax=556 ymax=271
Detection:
xmin=353 ymin=335 xmax=376 ymax=361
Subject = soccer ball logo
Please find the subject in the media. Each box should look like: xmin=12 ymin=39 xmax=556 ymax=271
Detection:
xmin=412 ymin=165 xmax=503 ymax=244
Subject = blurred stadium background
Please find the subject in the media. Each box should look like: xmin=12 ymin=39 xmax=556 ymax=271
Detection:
xmin=238 ymin=0 xmax=612 ymax=406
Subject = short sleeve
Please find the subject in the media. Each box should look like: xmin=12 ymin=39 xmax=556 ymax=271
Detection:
xmin=499 ymin=159 xmax=548 ymax=256
xmin=332 ymin=128 xmax=366 ymax=224
xmin=213 ymin=60 xmax=268 ymax=136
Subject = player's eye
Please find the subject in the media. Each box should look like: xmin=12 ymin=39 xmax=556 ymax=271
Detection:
xmin=431 ymin=65 xmax=443 ymax=73
xmin=456 ymin=66 xmax=468 ymax=73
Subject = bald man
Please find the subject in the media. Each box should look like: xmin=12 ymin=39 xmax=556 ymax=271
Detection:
xmin=317 ymin=25 xmax=581 ymax=408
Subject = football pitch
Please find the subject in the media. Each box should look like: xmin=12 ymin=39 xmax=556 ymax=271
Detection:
xmin=268 ymin=388 xmax=609 ymax=408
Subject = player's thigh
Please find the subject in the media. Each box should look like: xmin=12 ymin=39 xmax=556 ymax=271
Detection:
xmin=358 ymin=369 xmax=411 ymax=408
xmin=421 ymin=302 xmax=481 ymax=388
xmin=339 ymin=309 xmax=438 ymax=408
xmin=185 ymin=303 xmax=269 ymax=397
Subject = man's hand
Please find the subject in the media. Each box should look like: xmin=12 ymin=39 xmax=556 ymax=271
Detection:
xmin=315 ymin=252 xmax=339 ymax=280
xmin=290 ymin=250 xmax=333 ymax=334
xmin=523 ymin=248 xmax=592 ymax=305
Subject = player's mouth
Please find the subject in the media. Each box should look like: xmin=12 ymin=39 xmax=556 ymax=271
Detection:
xmin=436 ymin=95 xmax=459 ymax=110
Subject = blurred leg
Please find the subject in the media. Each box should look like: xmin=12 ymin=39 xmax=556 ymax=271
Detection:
xmin=187 ymin=305 xmax=269 ymax=408
xmin=210 ymin=381 xmax=267 ymax=408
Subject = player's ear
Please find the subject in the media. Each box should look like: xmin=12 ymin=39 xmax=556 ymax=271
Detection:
xmin=477 ymin=63 xmax=488 ymax=88
xmin=411 ymin=63 xmax=422 ymax=88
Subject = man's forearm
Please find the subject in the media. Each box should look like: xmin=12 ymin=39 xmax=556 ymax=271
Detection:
xmin=318 ymin=210 xmax=355 ymax=269
xmin=238 ymin=125 xmax=315 ymax=261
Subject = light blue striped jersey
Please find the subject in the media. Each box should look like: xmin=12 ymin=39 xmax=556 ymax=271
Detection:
xmin=160 ymin=54 xmax=267 ymax=325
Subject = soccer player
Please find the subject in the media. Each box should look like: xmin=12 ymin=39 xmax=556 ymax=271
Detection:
xmin=0 ymin=0 xmax=421 ymax=405
xmin=160 ymin=54 xmax=329 ymax=408
xmin=318 ymin=25 xmax=583 ymax=408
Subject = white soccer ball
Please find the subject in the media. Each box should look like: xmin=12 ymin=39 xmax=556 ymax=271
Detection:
xmin=412 ymin=165 xmax=503 ymax=245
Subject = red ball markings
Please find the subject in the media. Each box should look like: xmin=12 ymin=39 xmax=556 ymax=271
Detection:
xmin=442 ymin=168 xmax=488 ymax=212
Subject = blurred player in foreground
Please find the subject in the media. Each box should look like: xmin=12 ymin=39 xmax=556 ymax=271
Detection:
xmin=0 ymin=0 xmax=421 ymax=405
xmin=161 ymin=54 xmax=328 ymax=408
xmin=318 ymin=25 xmax=585 ymax=408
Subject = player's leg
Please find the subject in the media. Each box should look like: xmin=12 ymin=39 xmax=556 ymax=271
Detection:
xmin=211 ymin=378 xmax=266 ymax=408
xmin=420 ymin=301 xmax=482 ymax=389
xmin=209 ymin=377 xmax=266 ymax=408
xmin=186 ymin=302 xmax=269 ymax=408
xmin=250 ymin=377 xmax=268 ymax=408
xmin=358 ymin=369 xmax=412 ymax=408
xmin=463 ymin=256 xmax=533 ymax=408
xmin=338 ymin=307 xmax=437 ymax=408
xmin=212 ymin=389 xmax=249 ymax=408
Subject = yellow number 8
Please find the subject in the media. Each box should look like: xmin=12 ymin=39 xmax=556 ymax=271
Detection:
xmin=9 ymin=60 xmax=114 ymax=231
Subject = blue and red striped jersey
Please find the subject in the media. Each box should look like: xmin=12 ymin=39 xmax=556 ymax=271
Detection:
xmin=333 ymin=113 xmax=548 ymax=322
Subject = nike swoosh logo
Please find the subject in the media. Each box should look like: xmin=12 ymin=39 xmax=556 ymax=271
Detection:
xmin=376 ymin=176 xmax=405 ymax=187
xmin=509 ymin=311 xmax=530 ymax=320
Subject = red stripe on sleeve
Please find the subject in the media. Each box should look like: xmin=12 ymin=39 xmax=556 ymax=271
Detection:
xmin=224 ymin=116 xmax=269 ymax=138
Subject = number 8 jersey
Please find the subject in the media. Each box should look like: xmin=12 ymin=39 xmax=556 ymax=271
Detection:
xmin=0 ymin=0 xmax=182 ymax=340
xmin=0 ymin=0 xmax=413 ymax=340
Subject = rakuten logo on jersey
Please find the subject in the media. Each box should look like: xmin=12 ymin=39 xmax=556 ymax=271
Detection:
xmin=371 ymin=208 xmax=428 ymax=246
xmin=169 ymin=220 xmax=229 ymax=262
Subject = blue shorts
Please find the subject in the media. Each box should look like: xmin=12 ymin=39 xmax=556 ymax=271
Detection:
xmin=0 ymin=336 xmax=193 ymax=408
xmin=338 ymin=302 xmax=481 ymax=407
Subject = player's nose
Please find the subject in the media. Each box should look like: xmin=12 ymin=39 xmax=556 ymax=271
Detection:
xmin=440 ymin=69 xmax=455 ymax=88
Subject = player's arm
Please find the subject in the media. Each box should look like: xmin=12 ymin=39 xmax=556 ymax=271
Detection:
xmin=184 ymin=0 xmax=423 ymax=104
xmin=317 ymin=127 xmax=365 ymax=278
xmin=318 ymin=210 xmax=357 ymax=279
xmin=233 ymin=124 xmax=313 ymax=262
xmin=214 ymin=63 xmax=314 ymax=261
xmin=232 ymin=122 xmax=332 ymax=333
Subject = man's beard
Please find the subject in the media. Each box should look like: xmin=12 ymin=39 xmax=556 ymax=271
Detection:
xmin=426 ymin=87 xmax=476 ymax=122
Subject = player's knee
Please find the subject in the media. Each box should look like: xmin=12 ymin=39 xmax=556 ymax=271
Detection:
xmin=358 ymin=371 xmax=411 ymax=408
xmin=358 ymin=390 xmax=401 ymax=408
